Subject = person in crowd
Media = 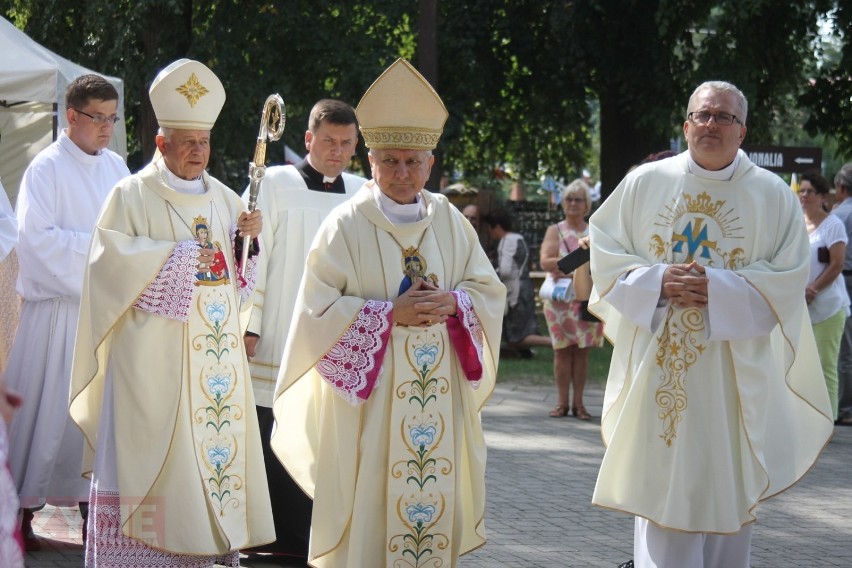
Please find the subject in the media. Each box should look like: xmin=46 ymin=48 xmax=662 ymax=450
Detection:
xmin=539 ymin=179 xmax=604 ymax=419
xmin=831 ymin=163 xmax=852 ymax=426
xmin=484 ymin=208 xmax=550 ymax=357
xmin=462 ymin=203 xmax=480 ymax=231
xmin=589 ymin=80 xmax=833 ymax=568
xmin=800 ymin=170 xmax=849 ymax=422
xmin=4 ymin=74 xmax=129 ymax=549
xmin=69 ymin=59 xmax=274 ymax=566
xmin=270 ymin=58 xmax=505 ymax=568
xmin=242 ymin=98 xmax=364 ymax=560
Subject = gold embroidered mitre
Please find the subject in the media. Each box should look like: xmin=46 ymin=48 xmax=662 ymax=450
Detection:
xmin=149 ymin=59 xmax=225 ymax=130
xmin=356 ymin=59 xmax=448 ymax=150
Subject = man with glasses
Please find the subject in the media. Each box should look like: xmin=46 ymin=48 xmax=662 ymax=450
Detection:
xmin=4 ymin=74 xmax=129 ymax=549
xmin=589 ymin=81 xmax=833 ymax=567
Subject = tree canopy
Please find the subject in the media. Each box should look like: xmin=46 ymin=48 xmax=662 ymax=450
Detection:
xmin=3 ymin=0 xmax=849 ymax=198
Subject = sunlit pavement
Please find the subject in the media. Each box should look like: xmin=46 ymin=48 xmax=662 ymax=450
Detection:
xmin=26 ymin=382 xmax=852 ymax=567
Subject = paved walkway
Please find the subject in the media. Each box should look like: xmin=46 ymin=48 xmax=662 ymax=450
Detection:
xmin=25 ymin=382 xmax=852 ymax=567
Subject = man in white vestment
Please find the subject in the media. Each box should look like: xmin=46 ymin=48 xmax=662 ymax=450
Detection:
xmin=242 ymin=98 xmax=364 ymax=560
xmin=4 ymin=74 xmax=130 ymax=549
xmin=589 ymin=81 xmax=834 ymax=568
xmin=271 ymin=59 xmax=506 ymax=568
xmin=69 ymin=59 xmax=274 ymax=567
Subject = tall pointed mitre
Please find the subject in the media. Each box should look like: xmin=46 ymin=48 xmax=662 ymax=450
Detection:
xmin=356 ymin=59 xmax=448 ymax=150
xmin=149 ymin=59 xmax=226 ymax=130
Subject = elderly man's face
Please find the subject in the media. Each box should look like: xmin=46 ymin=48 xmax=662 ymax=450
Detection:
xmin=368 ymin=148 xmax=435 ymax=204
xmin=305 ymin=121 xmax=358 ymax=179
xmin=683 ymin=89 xmax=746 ymax=171
xmin=157 ymin=129 xmax=211 ymax=180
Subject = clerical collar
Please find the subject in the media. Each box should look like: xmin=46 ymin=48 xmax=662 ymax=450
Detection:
xmin=156 ymin=160 xmax=206 ymax=194
xmin=298 ymin=158 xmax=344 ymax=192
xmin=372 ymin=184 xmax=424 ymax=224
xmin=687 ymin=151 xmax=740 ymax=181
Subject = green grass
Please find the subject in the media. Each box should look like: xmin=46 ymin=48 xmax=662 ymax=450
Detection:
xmin=496 ymin=341 xmax=613 ymax=386
xmin=496 ymin=306 xmax=613 ymax=385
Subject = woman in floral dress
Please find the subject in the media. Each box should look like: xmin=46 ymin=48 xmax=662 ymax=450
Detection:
xmin=539 ymin=179 xmax=603 ymax=419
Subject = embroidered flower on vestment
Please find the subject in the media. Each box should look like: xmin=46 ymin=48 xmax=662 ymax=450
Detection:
xmin=205 ymin=302 xmax=226 ymax=323
xmin=414 ymin=343 xmax=439 ymax=367
xmin=406 ymin=503 xmax=436 ymax=524
xmin=207 ymin=374 xmax=231 ymax=395
xmin=207 ymin=446 xmax=231 ymax=466
xmin=409 ymin=424 xmax=437 ymax=447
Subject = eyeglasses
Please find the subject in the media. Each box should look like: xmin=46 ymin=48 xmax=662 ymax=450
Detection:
xmin=687 ymin=111 xmax=741 ymax=126
xmin=564 ymin=197 xmax=586 ymax=204
xmin=73 ymin=108 xmax=121 ymax=125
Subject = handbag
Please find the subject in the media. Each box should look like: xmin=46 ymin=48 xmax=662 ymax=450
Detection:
xmin=538 ymin=274 xmax=574 ymax=302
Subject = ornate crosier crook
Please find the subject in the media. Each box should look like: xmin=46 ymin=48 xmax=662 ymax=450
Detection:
xmin=241 ymin=94 xmax=286 ymax=277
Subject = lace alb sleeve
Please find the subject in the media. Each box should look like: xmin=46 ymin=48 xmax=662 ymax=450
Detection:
xmin=132 ymin=240 xmax=197 ymax=322
xmin=316 ymin=300 xmax=393 ymax=405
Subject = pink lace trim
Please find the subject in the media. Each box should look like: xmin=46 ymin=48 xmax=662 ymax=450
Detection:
xmin=132 ymin=240 xmax=196 ymax=322
xmin=231 ymin=225 xmax=259 ymax=298
xmin=238 ymin=256 xmax=258 ymax=303
xmin=0 ymin=422 xmax=23 ymax=568
xmin=449 ymin=290 xmax=485 ymax=387
xmin=85 ymin=486 xmax=239 ymax=568
xmin=316 ymin=300 xmax=393 ymax=405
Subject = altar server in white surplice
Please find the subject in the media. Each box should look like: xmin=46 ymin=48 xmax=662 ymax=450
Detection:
xmin=241 ymin=98 xmax=364 ymax=560
xmin=70 ymin=59 xmax=274 ymax=567
xmin=4 ymin=74 xmax=129 ymax=548
xmin=589 ymin=81 xmax=833 ymax=568
xmin=271 ymin=59 xmax=505 ymax=568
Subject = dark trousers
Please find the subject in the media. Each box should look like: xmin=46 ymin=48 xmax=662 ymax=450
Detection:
xmin=244 ymin=405 xmax=312 ymax=558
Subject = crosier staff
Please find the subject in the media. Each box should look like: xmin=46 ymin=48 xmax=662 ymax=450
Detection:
xmin=241 ymin=94 xmax=286 ymax=277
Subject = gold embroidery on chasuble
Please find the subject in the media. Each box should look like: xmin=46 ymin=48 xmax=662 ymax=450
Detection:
xmin=388 ymin=329 xmax=454 ymax=567
xmin=189 ymin=282 xmax=248 ymax=530
xmin=176 ymin=72 xmax=210 ymax=107
xmin=650 ymin=191 xmax=746 ymax=445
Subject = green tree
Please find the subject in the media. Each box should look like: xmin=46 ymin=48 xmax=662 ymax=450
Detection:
xmin=801 ymin=0 xmax=852 ymax=159
xmin=3 ymin=0 xmax=847 ymax=198
xmin=4 ymin=0 xmax=414 ymax=188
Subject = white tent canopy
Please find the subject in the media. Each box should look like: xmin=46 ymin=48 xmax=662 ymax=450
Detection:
xmin=0 ymin=16 xmax=127 ymax=206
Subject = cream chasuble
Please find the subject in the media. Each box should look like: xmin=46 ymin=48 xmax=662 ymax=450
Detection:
xmin=70 ymin=161 xmax=274 ymax=555
xmin=589 ymin=151 xmax=833 ymax=534
xmin=272 ymin=185 xmax=505 ymax=568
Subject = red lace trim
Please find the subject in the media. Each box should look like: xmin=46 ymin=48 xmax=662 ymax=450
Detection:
xmin=316 ymin=300 xmax=393 ymax=404
xmin=449 ymin=290 xmax=485 ymax=387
